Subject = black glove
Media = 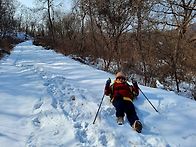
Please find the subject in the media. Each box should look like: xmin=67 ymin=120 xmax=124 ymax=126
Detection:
xmin=132 ymin=79 xmax=138 ymax=88
xmin=106 ymin=78 xmax=111 ymax=87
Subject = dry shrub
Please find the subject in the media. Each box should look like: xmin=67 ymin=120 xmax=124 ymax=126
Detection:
xmin=0 ymin=36 xmax=21 ymax=59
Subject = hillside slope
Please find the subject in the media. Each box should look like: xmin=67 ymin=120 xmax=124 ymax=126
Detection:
xmin=0 ymin=41 xmax=196 ymax=147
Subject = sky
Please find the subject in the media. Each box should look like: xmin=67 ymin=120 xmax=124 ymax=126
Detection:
xmin=18 ymin=0 xmax=34 ymax=7
xmin=0 ymin=38 xmax=196 ymax=147
xmin=18 ymin=0 xmax=72 ymax=11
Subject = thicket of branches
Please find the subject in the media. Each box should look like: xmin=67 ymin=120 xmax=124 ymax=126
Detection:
xmin=0 ymin=0 xmax=23 ymax=58
xmin=1 ymin=0 xmax=196 ymax=99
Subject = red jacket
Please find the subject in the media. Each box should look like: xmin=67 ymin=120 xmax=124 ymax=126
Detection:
xmin=105 ymin=80 xmax=139 ymax=102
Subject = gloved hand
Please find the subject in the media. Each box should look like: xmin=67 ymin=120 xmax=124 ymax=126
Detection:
xmin=106 ymin=78 xmax=111 ymax=87
xmin=132 ymin=79 xmax=138 ymax=88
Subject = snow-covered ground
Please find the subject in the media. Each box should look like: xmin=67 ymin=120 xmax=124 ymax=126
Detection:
xmin=0 ymin=41 xmax=196 ymax=147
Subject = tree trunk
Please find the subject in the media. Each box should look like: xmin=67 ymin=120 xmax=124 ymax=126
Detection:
xmin=47 ymin=0 xmax=55 ymax=45
xmin=137 ymin=2 xmax=147 ymax=85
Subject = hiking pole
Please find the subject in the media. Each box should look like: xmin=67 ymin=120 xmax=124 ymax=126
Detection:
xmin=93 ymin=93 xmax=105 ymax=124
xmin=138 ymin=87 xmax=159 ymax=113
xmin=131 ymin=78 xmax=159 ymax=113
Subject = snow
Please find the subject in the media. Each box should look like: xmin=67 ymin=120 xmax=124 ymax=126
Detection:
xmin=16 ymin=32 xmax=30 ymax=40
xmin=0 ymin=40 xmax=196 ymax=147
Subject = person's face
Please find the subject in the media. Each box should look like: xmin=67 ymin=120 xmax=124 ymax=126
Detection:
xmin=116 ymin=76 xmax=126 ymax=83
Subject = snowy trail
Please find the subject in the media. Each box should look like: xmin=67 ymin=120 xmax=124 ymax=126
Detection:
xmin=0 ymin=41 xmax=196 ymax=147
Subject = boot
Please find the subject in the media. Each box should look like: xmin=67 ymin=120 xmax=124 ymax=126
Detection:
xmin=132 ymin=120 xmax=142 ymax=133
xmin=116 ymin=117 xmax=124 ymax=125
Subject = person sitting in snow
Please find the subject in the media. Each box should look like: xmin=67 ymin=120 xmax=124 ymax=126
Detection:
xmin=104 ymin=71 xmax=142 ymax=133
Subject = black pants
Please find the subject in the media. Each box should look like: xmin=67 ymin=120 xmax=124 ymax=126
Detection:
xmin=112 ymin=98 xmax=139 ymax=126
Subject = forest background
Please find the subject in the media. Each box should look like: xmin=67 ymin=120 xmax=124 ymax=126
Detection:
xmin=0 ymin=0 xmax=196 ymax=99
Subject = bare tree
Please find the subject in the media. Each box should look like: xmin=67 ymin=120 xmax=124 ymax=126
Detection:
xmin=154 ymin=0 xmax=196 ymax=92
xmin=134 ymin=0 xmax=157 ymax=85
xmin=0 ymin=0 xmax=16 ymax=37
xmin=35 ymin=0 xmax=57 ymax=45
xmin=76 ymin=0 xmax=137 ymax=71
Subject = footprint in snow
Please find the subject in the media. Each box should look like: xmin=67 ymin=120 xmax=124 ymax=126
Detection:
xmin=74 ymin=122 xmax=89 ymax=144
xmin=32 ymin=117 xmax=41 ymax=127
xmin=33 ymin=98 xmax=43 ymax=110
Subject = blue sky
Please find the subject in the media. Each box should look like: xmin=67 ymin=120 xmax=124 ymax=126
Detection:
xmin=18 ymin=0 xmax=34 ymax=7
xmin=18 ymin=0 xmax=72 ymax=11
